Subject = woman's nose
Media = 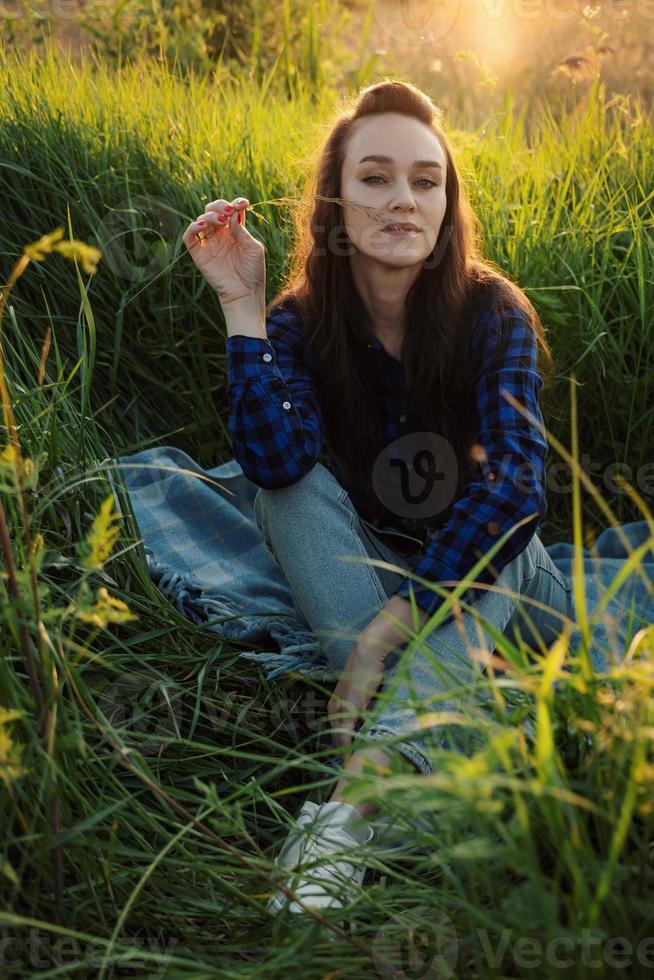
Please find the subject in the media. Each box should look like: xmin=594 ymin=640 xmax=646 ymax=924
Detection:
xmin=390 ymin=200 xmax=417 ymax=214
xmin=388 ymin=187 xmax=417 ymax=210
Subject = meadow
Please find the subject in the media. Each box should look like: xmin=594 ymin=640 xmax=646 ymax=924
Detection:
xmin=1 ymin=18 xmax=654 ymax=979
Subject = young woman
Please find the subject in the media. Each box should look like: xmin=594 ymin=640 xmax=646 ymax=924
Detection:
xmin=182 ymin=79 xmax=573 ymax=918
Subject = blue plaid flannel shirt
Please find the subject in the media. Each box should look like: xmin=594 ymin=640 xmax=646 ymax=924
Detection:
xmin=225 ymin=303 xmax=548 ymax=619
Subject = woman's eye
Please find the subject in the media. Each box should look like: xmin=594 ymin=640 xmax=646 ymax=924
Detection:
xmin=362 ymin=175 xmax=437 ymax=188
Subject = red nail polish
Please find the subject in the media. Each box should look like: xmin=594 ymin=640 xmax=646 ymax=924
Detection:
xmin=198 ymin=220 xmax=206 ymax=225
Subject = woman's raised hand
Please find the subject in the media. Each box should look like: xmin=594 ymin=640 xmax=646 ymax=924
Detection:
xmin=183 ymin=197 xmax=265 ymax=312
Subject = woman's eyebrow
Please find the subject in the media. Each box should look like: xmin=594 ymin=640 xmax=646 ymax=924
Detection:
xmin=357 ymin=154 xmax=443 ymax=170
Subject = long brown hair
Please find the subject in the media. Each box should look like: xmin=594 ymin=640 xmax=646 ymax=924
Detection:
xmin=267 ymin=78 xmax=554 ymax=528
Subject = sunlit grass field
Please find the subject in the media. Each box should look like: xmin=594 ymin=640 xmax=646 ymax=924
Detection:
xmin=1 ymin=37 xmax=654 ymax=979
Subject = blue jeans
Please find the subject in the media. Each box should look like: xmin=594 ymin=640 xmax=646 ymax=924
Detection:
xmin=253 ymin=462 xmax=574 ymax=776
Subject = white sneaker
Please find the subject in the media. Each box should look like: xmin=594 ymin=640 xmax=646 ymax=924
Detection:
xmin=265 ymin=800 xmax=374 ymax=916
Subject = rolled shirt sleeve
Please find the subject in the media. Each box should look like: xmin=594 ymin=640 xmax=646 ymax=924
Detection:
xmin=392 ymin=306 xmax=549 ymax=619
xmin=225 ymin=306 xmax=323 ymax=488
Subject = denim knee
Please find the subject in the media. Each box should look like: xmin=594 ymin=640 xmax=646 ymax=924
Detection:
xmin=253 ymin=462 xmax=346 ymax=537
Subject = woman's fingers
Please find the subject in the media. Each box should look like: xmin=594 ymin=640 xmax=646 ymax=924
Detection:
xmin=184 ymin=213 xmax=229 ymax=246
xmin=184 ymin=197 xmax=250 ymax=239
xmin=205 ymin=197 xmax=249 ymax=227
xmin=185 ymin=215 xmax=220 ymax=238
xmin=205 ymin=196 xmax=249 ymax=214
xmin=201 ymin=211 xmax=227 ymax=230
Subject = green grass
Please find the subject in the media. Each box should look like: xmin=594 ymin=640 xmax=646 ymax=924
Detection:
xmin=1 ymin=38 xmax=654 ymax=979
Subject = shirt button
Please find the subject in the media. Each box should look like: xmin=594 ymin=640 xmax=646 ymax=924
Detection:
xmin=399 ymin=414 xmax=406 ymax=423
xmin=282 ymin=401 xmax=291 ymax=410
xmin=262 ymin=352 xmax=272 ymax=362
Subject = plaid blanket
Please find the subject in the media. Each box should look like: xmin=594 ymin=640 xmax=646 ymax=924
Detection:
xmin=109 ymin=445 xmax=654 ymax=681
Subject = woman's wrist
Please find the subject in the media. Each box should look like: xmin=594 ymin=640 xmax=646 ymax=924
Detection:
xmin=222 ymin=293 xmax=266 ymax=339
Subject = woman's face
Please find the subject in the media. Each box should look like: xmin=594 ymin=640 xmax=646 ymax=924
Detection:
xmin=339 ymin=112 xmax=447 ymax=269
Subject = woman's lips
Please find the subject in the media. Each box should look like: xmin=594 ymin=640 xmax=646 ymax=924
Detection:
xmin=382 ymin=226 xmax=420 ymax=236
